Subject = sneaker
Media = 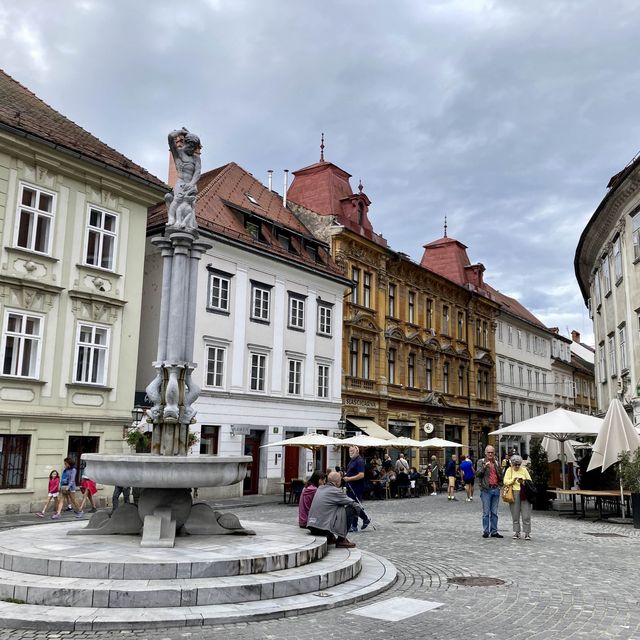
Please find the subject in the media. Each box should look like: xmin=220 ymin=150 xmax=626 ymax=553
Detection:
xmin=348 ymin=526 xmax=358 ymax=533
xmin=66 ymin=505 xmax=73 ymax=511
xmin=490 ymin=532 xmax=504 ymax=538
xmin=75 ymin=511 xmax=84 ymax=518
xmin=482 ymin=532 xmax=489 ymax=538
xmin=51 ymin=514 xmax=60 ymax=520
xmin=361 ymin=518 xmax=371 ymax=531
xmin=35 ymin=512 xmax=45 ymax=518
xmin=512 ymin=532 xmax=520 ymax=540
xmin=430 ymin=492 xmax=437 ymax=496
xmin=469 ymin=497 xmax=473 ymax=501
xmin=524 ymin=534 xmax=531 ymax=541
xmin=451 ymin=497 xmax=458 ymax=501
xmin=89 ymin=508 xmax=97 ymax=513
xmin=465 ymin=498 xmax=472 ymax=502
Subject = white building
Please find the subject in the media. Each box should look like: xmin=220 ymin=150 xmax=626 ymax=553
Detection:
xmin=137 ymin=163 xmax=348 ymax=497
xmin=491 ymin=288 xmax=555 ymax=456
xmin=575 ymin=154 xmax=640 ymax=423
xmin=0 ymin=71 xmax=166 ymax=512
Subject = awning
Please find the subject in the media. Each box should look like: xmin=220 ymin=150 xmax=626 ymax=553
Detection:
xmin=347 ymin=418 xmax=395 ymax=440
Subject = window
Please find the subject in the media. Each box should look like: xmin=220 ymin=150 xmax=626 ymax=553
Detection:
xmin=407 ymin=352 xmax=415 ymax=387
xmin=458 ymin=366 xmax=465 ymax=395
xmin=601 ymin=255 xmax=611 ymax=294
xmin=363 ymin=272 xmax=372 ymax=308
xmin=426 ymin=298 xmax=434 ymax=330
xmin=388 ymin=348 xmax=396 ymax=384
xmin=619 ymin=325 xmax=628 ymax=371
xmin=476 ymin=372 xmax=482 ymax=399
xmin=425 ymin=358 xmax=433 ymax=390
xmin=15 ymin=183 xmax=55 ymax=254
xmin=527 ymin=369 xmax=532 ymax=390
xmin=608 ymin=334 xmax=616 ymax=377
xmin=317 ymin=364 xmax=330 ymax=398
xmin=351 ymin=268 xmax=360 ymax=305
xmin=205 ymin=346 xmax=225 ymax=388
xmin=408 ymin=292 xmax=416 ymax=324
xmin=509 ymin=364 xmax=514 ymax=384
xmin=535 ymin=371 xmax=540 ymax=391
xmin=526 ymin=333 xmax=531 ymax=352
xmin=633 ymin=211 xmax=640 ymax=260
xmin=457 ymin=312 xmax=465 ymax=340
xmin=287 ymin=359 xmax=302 ymax=395
xmin=288 ymin=294 xmax=305 ymax=330
xmin=1 ymin=311 xmax=43 ymax=378
xmin=0 ymin=435 xmax=30 ymax=489
xmin=542 ymin=373 xmax=547 ymax=392
xmin=208 ymin=273 xmax=230 ymax=312
xmin=507 ymin=326 xmax=513 ymax=345
xmin=497 ymin=321 xmax=503 ymax=341
xmin=200 ymin=426 xmax=220 ymax=455
xmin=317 ymin=303 xmax=332 ymax=336
xmin=498 ymin=360 xmax=505 ymax=382
xmin=593 ymin=271 xmax=602 ymax=309
xmin=74 ymin=323 xmax=109 ymax=385
xmin=443 ymin=362 xmax=449 ymax=393
xmin=500 ymin=399 xmax=507 ymax=420
xmin=362 ymin=341 xmax=371 ymax=379
xmin=510 ymin=401 xmax=516 ymax=423
xmin=536 ymin=406 xmax=541 ymax=416
xmin=85 ymin=207 xmax=117 ymax=270
xmin=442 ymin=306 xmax=450 ymax=335
xmin=249 ymin=352 xmax=267 ymax=391
xmin=613 ymin=236 xmax=622 ymax=283
xmin=517 ymin=330 xmax=522 ymax=349
xmin=518 ymin=366 xmax=523 ymax=387
xmin=598 ymin=343 xmax=607 ymax=382
xmin=483 ymin=321 xmax=488 ymax=347
xmin=251 ymin=283 xmax=271 ymax=322
xmin=245 ymin=219 xmax=260 ymax=239
xmin=350 ymin=339 xmax=359 ymax=377
xmin=357 ymin=201 xmax=364 ymax=225
xmin=476 ymin=320 xmax=482 ymax=346
xmin=520 ymin=403 xmax=525 ymax=421
xmin=388 ymin=283 xmax=396 ymax=316
xmin=483 ymin=371 xmax=489 ymax=399
xmin=529 ymin=404 xmax=534 ymax=418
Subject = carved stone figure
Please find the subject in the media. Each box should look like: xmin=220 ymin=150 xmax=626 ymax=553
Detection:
xmin=165 ymin=128 xmax=201 ymax=231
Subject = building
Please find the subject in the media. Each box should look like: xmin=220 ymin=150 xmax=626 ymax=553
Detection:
xmin=287 ymin=152 xmax=501 ymax=465
xmin=550 ymin=329 xmax=577 ymax=410
xmin=137 ymin=162 xmax=348 ymax=497
xmin=575 ymin=154 xmax=640 ymax=422
xmin=0 ymin=71 xmax=166 ymax=511
xmin=491 ymin=290 xmax=555 ymax=455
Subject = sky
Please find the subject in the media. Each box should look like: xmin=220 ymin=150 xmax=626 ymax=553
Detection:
xmin=4 ymin=0 xmax=640 ymax=345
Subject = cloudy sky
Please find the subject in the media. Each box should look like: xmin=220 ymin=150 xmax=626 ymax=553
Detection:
xmin=4 ymin=0 xmax=640 ymax=344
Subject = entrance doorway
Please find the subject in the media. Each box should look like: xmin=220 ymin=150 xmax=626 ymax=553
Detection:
xmin=284 ymin=446 xmax=300 ymax=482
xmin=67 ymin=436 xmax=99 ymax=482
xmin=243 ymin=430 xmax=262 ymax=495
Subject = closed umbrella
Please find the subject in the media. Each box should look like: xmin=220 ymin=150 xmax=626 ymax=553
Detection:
xmin=542 ymin=436 xmax=577 ymax=464
xmin=587 ymin=398 xmax=640 ymax=519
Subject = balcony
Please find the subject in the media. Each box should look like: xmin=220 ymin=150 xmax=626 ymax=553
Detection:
xmin=345 ymin=376 xmax=376 ymax=392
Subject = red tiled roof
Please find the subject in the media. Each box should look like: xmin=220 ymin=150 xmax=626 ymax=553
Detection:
xmin=287 ymin=161 xmax=353 ymax=217
xmin=148 ymin=162 xmax=345 ymax=279
xmin=0 ymin=69 xmax=166 ymax=190
xmin=483 ymin=285 xmax=547 ymax=329
xmin=420 ymin=236 xmax=472 ymax=285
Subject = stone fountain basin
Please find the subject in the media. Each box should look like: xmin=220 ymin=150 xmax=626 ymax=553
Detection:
xmin=82 ymin=454 xmax=251 ymax=488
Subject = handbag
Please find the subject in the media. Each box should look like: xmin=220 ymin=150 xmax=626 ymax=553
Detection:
xmin=522 ymin=479 xmax=537 ymax=500
xmin=501 ymin=484 xmax=515 ymax=504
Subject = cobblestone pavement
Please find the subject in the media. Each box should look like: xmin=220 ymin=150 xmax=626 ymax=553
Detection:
xmin=1 ymin=492 xmax=639 ymax=640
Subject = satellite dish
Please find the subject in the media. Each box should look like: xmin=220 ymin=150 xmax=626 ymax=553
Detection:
xmin=423 ymin=423 xmax=434 ymax=434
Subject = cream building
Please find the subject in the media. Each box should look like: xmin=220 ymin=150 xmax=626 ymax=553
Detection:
xmin=0 ymin=71 xmax=166 ymax=512
xmin=575 ymin=154 xmax=640 ymax=423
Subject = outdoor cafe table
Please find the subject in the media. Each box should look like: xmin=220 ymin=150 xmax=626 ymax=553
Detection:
xmin=548 ymin=488 xmax=631 ymax=520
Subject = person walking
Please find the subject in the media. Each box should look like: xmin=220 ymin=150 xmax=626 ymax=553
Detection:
xmin=445 ymin=454 xmax=458 ymax=501
xmin=52 ymin=458 xmax=81 ymax=519
xmin=111 ymin=486 xmax=131 ymax=512
xmin=459 ymin=454 xmax=475 ymax=501
xmin=502 ymin=454 xmax=533 ymax=540
xmin=476 ymin=445 xmax=503 ymax=538
xmin=429 ymin=455 xmax=441 ymax=495
xmin=344 ymin=446 xmax=371 ymax=532
xmin=36 ymin=470 xmax=60 ymax=517
xmin=298 ymin=471 xmax=325 ymax=528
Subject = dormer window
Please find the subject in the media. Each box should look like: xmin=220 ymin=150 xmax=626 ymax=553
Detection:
xmin=245 ymin=193 xmax=259 ymax=206
xmin=305 ymin=243 xmax=317 ymax=261
xmin=245 ymin=219 xmax=260 ymax=240
xmin=277 ymin=231 xmax=291 ymax=251
xmin=357 ymin=201 xmax=364 ymax=226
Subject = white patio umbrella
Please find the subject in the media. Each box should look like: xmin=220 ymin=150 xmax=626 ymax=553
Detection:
xmin=388 ymin=436 xmax=428 ymax=449
xmin=260 ymin=432 xmax=342 ymax=449
xmin=541 ymin=436 xmax=577 ymax=464
xmin=422 ymin=437 xmax=463 ymax=448
xmin=587 ymin=398 xmax=640 ymax=518
xmin=490 ymin=409 xmax=603 ymax=489
xmin=337 ymin=434 xmax=393 ymax=448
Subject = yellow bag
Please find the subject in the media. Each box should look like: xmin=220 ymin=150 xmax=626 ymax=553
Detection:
xmin=501 ymin=484 xmax=514 ymax=504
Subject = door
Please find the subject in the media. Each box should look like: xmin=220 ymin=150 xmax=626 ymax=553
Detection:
xmin=67 ymin=436 xmax=99 ymax=482
xmin=284 ymin=446 xmax=300 ymax=482
xmin=243 ymin=431 xmax=261 ymax=495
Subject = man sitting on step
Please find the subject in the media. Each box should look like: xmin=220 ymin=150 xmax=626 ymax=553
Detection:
xmin=306 ymin=470 xmax=361 ymax=548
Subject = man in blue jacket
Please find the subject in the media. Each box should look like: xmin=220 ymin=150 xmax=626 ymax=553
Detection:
xmin=344 ymin=445 xmax=371 ymax=532
xmin=445 ymin=454 xmax=458 ymax=501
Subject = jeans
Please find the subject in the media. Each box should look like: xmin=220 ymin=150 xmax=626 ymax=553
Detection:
xmin=481 ymin=487 xmax=501 ymax=534
xmin=112 ymin=486 xmax=130 ymax=511
xmin=345 ymin=484 xmax=368 ymax=529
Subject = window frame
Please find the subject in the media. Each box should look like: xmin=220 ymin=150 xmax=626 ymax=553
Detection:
xmin=207 ymin=270 xmax=232 ymax=314
xmin=317 ymin=363 xmax=330 ymax=398
xmin=287 ymin=293 xmax=306 ymax=331
xmin=1 ymin=309 xmax=44 ymax=379
xmin=361 ymin=341 xmax=371 ymax=379
xmin=84 ymin=205 xmax=119 ymax=272
xmin=349 ymin=338 xmax=359 ymax=377
xmin=250 ymin=281 xmax=272 ymax=323
xmin=388 ymin=348 xmax=396 ymax=385
xmin=73 ymin=322 xmax=110 ymax=386
xmin=204 ymin=344 xmax=226 ymax=389
xmin=0 ymin=434 xmax=30 ymax=489
xmin=407 ymin=352 xmax=415 ymax=388
xmin=249 ymin=351 xmax=268 ymax=392
xmin=287 ymin=358 xmax=303 ymax=396
xmin=363 ymin=272 xmax=372 ymax=308
xmin=425 ymin=357 xmax=433 ymax=391
xmin=317 ymin=302 xmax=333 ymax=337
xmin=351 ymin=268 xmax=360 ymax=305
xmin=388 ymin=283 xmax=396 ymax=317
xmin=14 ymin=182 xmax=56 ymax=256
xmin=408 ymin=292 xmax=416 ymax=324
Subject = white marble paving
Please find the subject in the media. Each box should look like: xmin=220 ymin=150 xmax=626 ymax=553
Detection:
xmin=349 ymin=596 xmax=443 ymax=621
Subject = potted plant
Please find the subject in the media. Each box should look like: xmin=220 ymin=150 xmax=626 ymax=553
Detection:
xmin=618 ymin=449 xmax=640 ymax=528
xmin=528 ymin=436 xmax=550 ymax=510
xmin=124 ymin=428 xmax=151 ymax=453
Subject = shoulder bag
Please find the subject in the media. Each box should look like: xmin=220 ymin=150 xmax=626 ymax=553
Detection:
xmin=501 ymin=483 xmax=514 ymax=504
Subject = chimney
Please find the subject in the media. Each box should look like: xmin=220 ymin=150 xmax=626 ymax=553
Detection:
xmin=571 ymin=330 xmax=581 ymax=343
xmin=167 ymin=151 xmax=177 ymax=189
xmin=283 ymin=169 xmax=289 ymax=207
xmin=267 ymin=169 xmax=273 ymax=192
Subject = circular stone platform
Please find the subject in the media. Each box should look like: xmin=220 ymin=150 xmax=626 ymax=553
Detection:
xmin=0 ymin=521 xmax=396 ymax=630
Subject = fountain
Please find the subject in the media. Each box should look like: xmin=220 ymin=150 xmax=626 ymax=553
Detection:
xmin=72 ymin=127 xmax=253 ymax=547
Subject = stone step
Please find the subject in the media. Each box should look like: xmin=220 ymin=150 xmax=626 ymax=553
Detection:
xmin=0 ymin=551 xmax=396 ymax=630
xmin=0 ymin=546 xmax=361 ymax=608
xmin=0 ymin=521 xmax=326 ymax=579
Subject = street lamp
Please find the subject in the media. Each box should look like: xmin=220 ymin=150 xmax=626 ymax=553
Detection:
xmin=336 ymin=416 xmax=346 ymax=438
xmin=131 ymin=406 xmax=145 ymax=425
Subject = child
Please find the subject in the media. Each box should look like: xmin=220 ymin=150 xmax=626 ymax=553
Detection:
xmin=36 ymin=470 xmax=60 ymax=517
xmin=78 ymin=475 xmax=98 ymax=514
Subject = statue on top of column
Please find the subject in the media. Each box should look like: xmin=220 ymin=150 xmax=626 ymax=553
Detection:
xmin=165 ymin=128 xmax=201 ymax=231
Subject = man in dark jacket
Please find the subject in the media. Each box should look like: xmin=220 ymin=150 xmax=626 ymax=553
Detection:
xmin=344 ymin=446 xmax=371 ymax=532
xmin=445 ymin=454 xmax=458 ymax=501
xmin=476 ymin=445 xmax=504 ymax=538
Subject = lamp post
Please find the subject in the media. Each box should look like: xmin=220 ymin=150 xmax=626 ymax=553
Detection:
xmin=131 ymin=406 xmax=145 ymax=426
